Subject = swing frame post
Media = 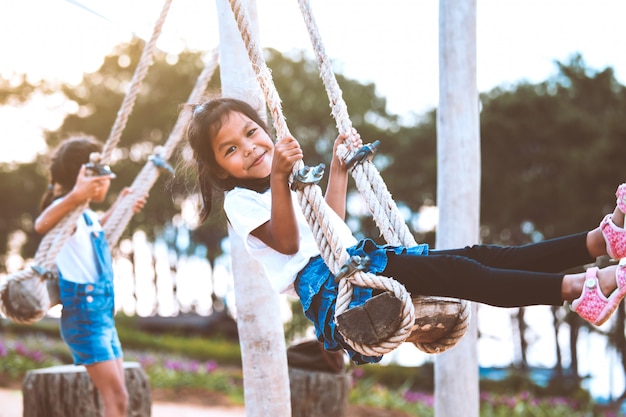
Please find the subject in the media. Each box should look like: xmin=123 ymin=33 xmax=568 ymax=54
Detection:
xmin=435 ymin=0 xmax=480 ymax=416
xmin=216 ymin=0 xmax=291 ymax=415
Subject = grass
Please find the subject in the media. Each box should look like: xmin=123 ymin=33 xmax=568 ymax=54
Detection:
xmin=0 ymin=316 xmax=623 ymax=416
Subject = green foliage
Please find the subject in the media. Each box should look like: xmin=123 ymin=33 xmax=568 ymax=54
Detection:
xmin=0 ymin=161 xmax=47 ymax=264
xmin=350 ymin=363 xmax=435 ymax=391
xmin=0 ymin=333 xmax=64 ymax=384
xmin=130 ymin=351 xmax=244 ymax=404
xmin=2 ymin=316 xmax=242 ymax=366
xmin=349 ymin=374 xmax=614 ymax=417
xmin=479 ymin=53 xmax=626 ymax=245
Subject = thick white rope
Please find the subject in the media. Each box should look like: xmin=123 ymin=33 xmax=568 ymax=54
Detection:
xmin=104 ymin=48 xmax=219 ymax=246
xmin=297 ymin=0 xmax=470 ymax=353
xmin=228 ymin=0 xmax=414 ymax=356
xmin=0 ymin=0 xmax=173 ymax=324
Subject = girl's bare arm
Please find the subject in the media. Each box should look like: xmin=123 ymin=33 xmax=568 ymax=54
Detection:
xmin=325 ymin=130 xmax=362 ymax=219
xmin=251 ymin=135 xmax=303 ymax=254
xmin=34 ymin=165 xmax=109 ymax=234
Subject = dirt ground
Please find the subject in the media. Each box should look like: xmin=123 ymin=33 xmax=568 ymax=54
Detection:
xmin=151 ymin=387 xmax=415 ymax=417
xmin=1 ymin=386 xmax=414 ymax=417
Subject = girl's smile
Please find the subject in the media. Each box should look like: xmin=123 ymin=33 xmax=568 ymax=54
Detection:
xmin=211 ymin=112 xmax=274 ymax=180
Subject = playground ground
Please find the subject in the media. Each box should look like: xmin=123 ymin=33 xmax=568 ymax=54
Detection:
xmin=0 ymin=387 xmax=245 ymax=417
xmin=0 ymin=386 xmax=413 ymax=417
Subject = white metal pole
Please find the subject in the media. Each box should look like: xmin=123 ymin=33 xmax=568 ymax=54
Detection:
xmin=435 ymin=0 xmax=480 ymax=416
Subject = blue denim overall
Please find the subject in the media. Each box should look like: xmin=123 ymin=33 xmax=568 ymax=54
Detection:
xmin=58 ymin=212 xmax=122 ymax=366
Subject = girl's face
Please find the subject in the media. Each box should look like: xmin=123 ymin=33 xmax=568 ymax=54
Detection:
xmin=92 ymin=177 xmax=112 ymax=203
xmin=211 ymin=111 xmax=274 ymax=180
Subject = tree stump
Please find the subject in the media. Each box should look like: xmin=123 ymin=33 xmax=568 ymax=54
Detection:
xmin=288 ymin=367 xmax=351 ymax=417
xmin=22 ymin=361 xmax=151 ymax=417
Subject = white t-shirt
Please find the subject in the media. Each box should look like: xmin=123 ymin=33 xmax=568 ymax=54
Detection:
xmin=55 ymin=208 xmax=102 ymax=284
xmin=224 ymin=187 xmax=358 ymax=295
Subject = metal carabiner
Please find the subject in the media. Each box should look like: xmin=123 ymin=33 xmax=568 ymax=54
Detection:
xmin=31 ymin=265 xmax=58 ymax=281
xmin=149 ymin=152 xmax=175 ymax=176
xmin=333 ymin=255 xmax=371 ymax=283
xmin=85 ymin=152 xmax=116 ymax=177
xmin=345 ymin=140 xmax=380 ymax=169
xmin=291 ymin=163 xmax=326 ymax=191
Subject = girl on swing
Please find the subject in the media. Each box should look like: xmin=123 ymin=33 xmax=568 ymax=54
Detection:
xmin=185 ymin=96 xmax=626 ymax=364
xmin=35 ymin=136 xmax=147 ymax=417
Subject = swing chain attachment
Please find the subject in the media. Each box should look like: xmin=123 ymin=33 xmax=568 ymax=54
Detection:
xmin=334 ymin=255 xmax=371 ymax=283
xmin=346 ymin=140 xmax=380 ymax=169
xmin=85 ymin=152 xmax=116 ymax=178
xmin=31 ymin=265 xmax=59 ymax=282
xmin=291 ymin=163 xmax=326 ymax=191
xmin=149 ymin=146 xmax=175 ymax=176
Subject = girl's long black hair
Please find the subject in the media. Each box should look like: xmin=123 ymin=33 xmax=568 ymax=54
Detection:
xmin=185 ymin=97 xmax=272 ymax=223
xmin=39 ymin=136 xmax=103 ymax=211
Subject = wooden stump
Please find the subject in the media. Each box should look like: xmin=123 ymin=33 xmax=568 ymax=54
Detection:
xmin=288 ymin=367 xmax=351 ymax=417
xmin=22 ymin=361 xmax=151 ymax=417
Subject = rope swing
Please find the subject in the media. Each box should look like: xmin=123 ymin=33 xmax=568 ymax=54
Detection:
xmin=104 ymin=48 xmax=219 ymax=247
xmin=295 ymin=0 xmax=470 ymax=354
xmin=228 ymin=0 xmax=470 ymax=355
xmin=228 ymin=0 xmax=416 ymax=357
xmin=0 ymin=0 xmax=174 ymax=324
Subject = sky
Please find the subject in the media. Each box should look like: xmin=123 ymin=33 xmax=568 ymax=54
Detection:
xmin=1 ymin=0 xmax=625 ymax=162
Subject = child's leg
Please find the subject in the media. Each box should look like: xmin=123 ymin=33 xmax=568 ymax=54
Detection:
xmin=385 ymin=252 xmax=622 ymax=309
xmin=85 ymin=358 xmax=128 ymax=417
xmin=383 ymin=251 xmax=565 ymax=307
xmin=432 ymin=231 xmax=595 ymax=273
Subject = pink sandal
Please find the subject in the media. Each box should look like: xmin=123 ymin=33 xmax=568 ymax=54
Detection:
xmin=571 ymin=260 xmax=626 ymax=326
xmin=617 ymin=183 xmax=626 ymax=213
xmin=600 ymin=215 xmax=626 ymax=259
xmin=600 ymin=183 xmax=626 ymax=259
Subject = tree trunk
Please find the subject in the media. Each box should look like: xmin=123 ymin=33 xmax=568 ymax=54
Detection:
xmin=288 ymin=368 xmax=351 ymax=417
xmin=436 ymin=0 xmax=480 ymax=416
xmin=22 ymin=362 xmax=150 ymax=417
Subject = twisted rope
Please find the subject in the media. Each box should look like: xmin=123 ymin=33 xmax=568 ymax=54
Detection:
xmin=228 ymin=0 xmax=414 ymax=356
xmin=297 ymin=0 xmax=469 ymax=353
xmin=0 ymin=0 xmax=173 ymax=324
xmin=104 ymin=48 xmax=219 ymax=246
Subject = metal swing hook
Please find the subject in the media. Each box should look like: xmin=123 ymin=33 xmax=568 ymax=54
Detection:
xmin=291 ymin=163 xmax=326 ymax=191
xmin=346 ymin=140 xmax=380 ymax=169
xmin=149 ymin=147 xmax=175 ymax=176
xmin=334 ymin=255 xmax=371 ymax=283
xmin=31 ymin=265 xmax=58 ymax=282
xmin=85 ymin=152 xmax=116 ymax=177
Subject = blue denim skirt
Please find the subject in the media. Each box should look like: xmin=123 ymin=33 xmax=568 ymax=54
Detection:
xmin=295 ymin=238 xmax=428 ymax=365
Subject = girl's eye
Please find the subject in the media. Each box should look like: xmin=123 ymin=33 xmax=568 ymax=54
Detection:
xmin=225 ymin=146 xmax=236 ymax=156
xmin=247 ymin=128 xmax=256 ymax=137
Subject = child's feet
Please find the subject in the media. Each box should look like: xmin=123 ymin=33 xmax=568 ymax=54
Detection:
xmin=600 ymin=183 xmax=626 ymax=259
xmin=571 ymin=260 xmax=626 ymax=326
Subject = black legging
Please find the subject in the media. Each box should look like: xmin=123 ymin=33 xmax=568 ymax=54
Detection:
xmin=382 ymin=232 xmax=594 ymax=308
